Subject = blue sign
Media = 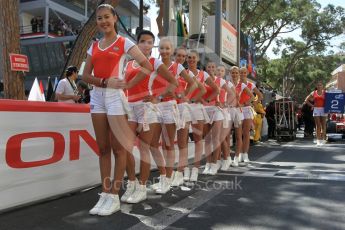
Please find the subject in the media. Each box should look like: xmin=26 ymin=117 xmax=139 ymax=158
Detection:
xmin=324 ymin=92 xmax=345 ymax=113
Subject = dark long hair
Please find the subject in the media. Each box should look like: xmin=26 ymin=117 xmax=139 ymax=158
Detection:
xmin=96 ymin=4 xmax=118 ymax=33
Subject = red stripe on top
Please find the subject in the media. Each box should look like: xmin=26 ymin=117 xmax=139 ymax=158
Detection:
xmin=0 ymin=100 xmax=90 ymax=113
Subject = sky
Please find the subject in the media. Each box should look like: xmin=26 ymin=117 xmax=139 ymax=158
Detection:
xmin=146 ymin=0 xmax=345 ymax=59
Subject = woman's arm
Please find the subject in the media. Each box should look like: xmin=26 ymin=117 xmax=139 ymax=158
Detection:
xmin=204 ymin=77 xmax=220 ymax=101
xmin=241 ymin=87 xmax=254 ymax=106
xmin=192 ymin=80 xmax=206 ymax=102
xmin=82 ymin=55 xmax=127 ymax=89
xmin=304 ymin=93 xmax=314 ymax=107
xmin=81 ymin=55 xmax=103 ymax=87
xmin=226 ymin=85 xmax=236 ymax=105
xmin=125 ymin=46 xmax=153 ymax=89
xmin=180 ymin=69 xmax=197 ymax=98
xmin=253 ymin=87 xmax=263 ymax=101
xmin=156 ymin=64 xmax=178 ymax=98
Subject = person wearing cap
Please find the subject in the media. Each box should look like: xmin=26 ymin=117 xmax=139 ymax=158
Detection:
xmin=55 ymin=65 xmax=81 ymax=103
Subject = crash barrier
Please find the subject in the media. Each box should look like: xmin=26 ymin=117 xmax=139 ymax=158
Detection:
xmin=0 ymin=100 xmax=195 ymax=212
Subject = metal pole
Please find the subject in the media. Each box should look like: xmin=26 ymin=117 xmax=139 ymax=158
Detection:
xmin=85 ymin=0 xmax=88 ymax=21
xmin=163 ymin=0 xmax=170 ymax=36
xmin=237 ymin=0 xmax=241 ymax=66
xmin=215 ymin=0 xmax=222 ymax=63
xmin=45 ymin=4 xmax=49 ymax=38
xmin=139 ymin=0 xmax=143 ymax=31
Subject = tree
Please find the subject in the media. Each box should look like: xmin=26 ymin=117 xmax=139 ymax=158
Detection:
xmin=0 ymin=0 xmax=25 ymax=100
xmin=241 ymin=0 xmax=318 ymax=60
xmin=263 ymin=54 xmax=345 ymax=103
xmin=61 ymin=0 xmax=119 ymax=80
xmin=242 ymin=1 xmax=345 ymax=102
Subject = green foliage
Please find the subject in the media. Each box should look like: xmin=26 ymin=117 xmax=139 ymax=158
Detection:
xmin=241 ymin=0 xmax=345 ymax=103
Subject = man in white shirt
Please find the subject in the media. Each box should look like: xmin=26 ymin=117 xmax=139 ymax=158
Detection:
xmin=55 ymin=66 xmax=81 ymax=103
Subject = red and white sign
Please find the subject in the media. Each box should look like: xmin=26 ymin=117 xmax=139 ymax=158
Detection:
xmin=221 ymin=19 xmax=238 ymax=64
xmin=9 ymin=53 xmax=30 ymax=72
xmin=0 ymin=100 xmax=196 ymax=212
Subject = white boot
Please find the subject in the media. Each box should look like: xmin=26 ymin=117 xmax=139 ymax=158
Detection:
xmin=183 ymin=167 xmax=190 ymax=181
xmin=121 ymin=179 xmax=137 ymax=203
xmin=190 ymin=167 xmax=199 ymax=182
xmin=202 ymin=163 xmax=211 ymax=175
xmin=243 ymin=153 xmax=250 ymax=163
xmin=171 ymin=171 xmax=184 ymax=186
xmin=208 ymin=163 xmax=218 ymax=175
xmin=127 ymin=184 xmax=147 ymax=204
xmin=98 ymin=194 xmax=120 ymax=216
xmin=89 ymin=192 xmax=108 ymax=215
xmin=232 ymin=156 xmax=239 ymax=167
xmin=155 ymin=175 xmax=171 ymax=194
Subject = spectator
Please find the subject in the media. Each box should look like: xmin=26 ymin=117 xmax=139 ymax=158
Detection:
xmin=77 ymin=80 xmax=90 ymax=104
xmin=265 ymin=101 xmax=276 ymax=139
xmin=30 ymin=17 xmax=38 ymax=33
xmin=301 ymin=102 xmax=314 ymax=138
xmin=55 ymin=66 xmax=81 ymax=103
xmin=37 ymin=16 xmax=44 ymax=32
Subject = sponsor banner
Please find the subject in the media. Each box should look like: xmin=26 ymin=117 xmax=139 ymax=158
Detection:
xmin=0 ymin=100 xmax=196 ymax=212
xmin=221 ymin=19 xmax=237 ymax=64
xmin=0 ymin=100 xmax=100 ymax=211
xmin=325 ymin=92 xmax=345 ymax=113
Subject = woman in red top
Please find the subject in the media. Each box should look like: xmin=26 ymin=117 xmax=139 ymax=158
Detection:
xmin=202 ymin=61 xmax=232 ymax=175
xmin=82 ymin=4 xmax=153 ymax=216
xmin=305 ymin=81 xmax=327 ymax=145
xmin=216 ymin=65 xmax=236 ymax=170
xmin=122 ymin=30 xmax=177 ymax=203
xmin=171 ymin=46 xmax=200 ymax=185
xmin=187 ymin=50 xmax=216 ymax=181
xmin=239 ymin=67 xmax=262 ymax=164
xmin=150 ymin=38 xmax=193 ymax=191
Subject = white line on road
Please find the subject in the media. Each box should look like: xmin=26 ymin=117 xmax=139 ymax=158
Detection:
xmin=126 ymin=183 xmax=227 ymax=230
xmin=255 ymin=150 xmax=283 ymax=162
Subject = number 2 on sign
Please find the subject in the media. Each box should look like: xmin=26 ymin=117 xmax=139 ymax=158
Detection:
xmin=331 ymin=100 xmax=339 ymax=109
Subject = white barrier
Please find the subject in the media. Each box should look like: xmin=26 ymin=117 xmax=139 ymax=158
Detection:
xmin=0 ymin=100 xmax=198 ymax=212
xmin=0 ymin=100 xmax=102 ymax=211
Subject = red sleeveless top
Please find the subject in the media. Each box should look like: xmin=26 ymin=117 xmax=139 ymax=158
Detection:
xmin=313 ymin=90 xmax=325 ymax=107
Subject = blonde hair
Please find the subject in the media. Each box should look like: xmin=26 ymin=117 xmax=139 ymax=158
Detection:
xmin=240 ymin=66 xmax=248 ymax=72
xmin=230 ymin=66 xmax=239 ymax=72
xmin=159 ymin=37 xmax=174 ymax=50
xmin=188 ymin=50 xmax=200 ymax=59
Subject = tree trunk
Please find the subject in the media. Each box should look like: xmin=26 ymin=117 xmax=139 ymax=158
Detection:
xmin=0 ymin=0 xmax=25 ymax=100
xmin=61 ymin=0 xmax=119 ymax=79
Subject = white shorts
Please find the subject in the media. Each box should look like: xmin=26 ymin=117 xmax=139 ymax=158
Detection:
xmin=157 ymin=100 xmax=180 ymax=124
xmin=90 ymin=87 xmax=131 ymax=116
xmin=190 ymin=103 xmax=210 ymax=123
xmin=128 ymin=101 xmax=160 ymax=124
xmin=223 ymin=107 xmax=232 ymax=122
xmin=242 ymin=106 xmax=254 ymax=120
xmin=229 ymin=107 xmax=244 ymax=128
xmin=313 ymin=107 xmax=327 ymax=117
xmin=205 ymin=106 xmax=224 ymax=123
xmin=178 ymin=102 xmax=192 ymax=129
